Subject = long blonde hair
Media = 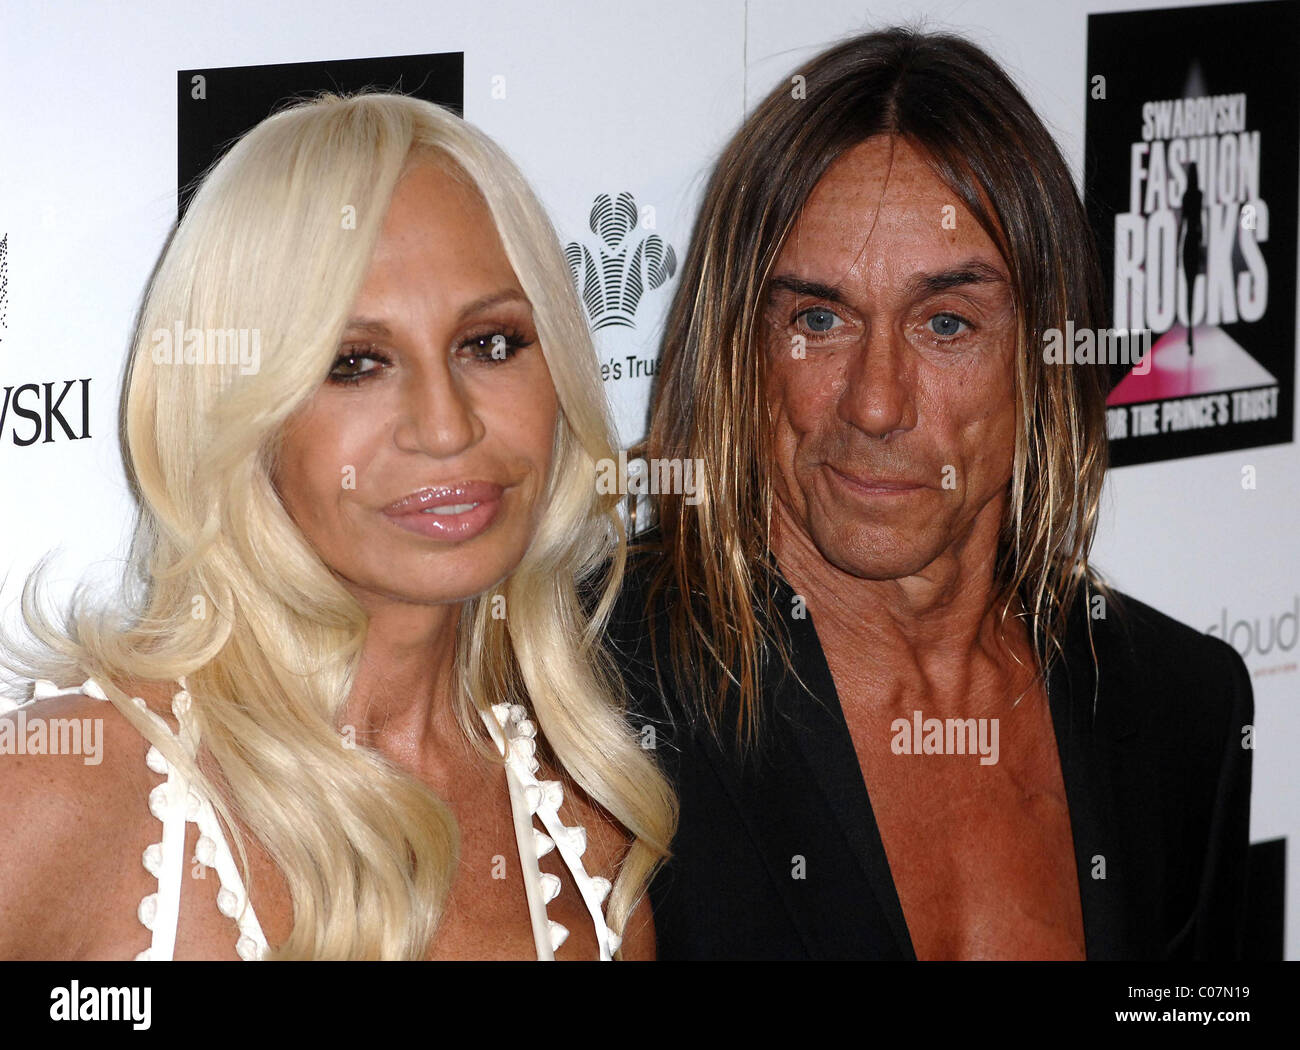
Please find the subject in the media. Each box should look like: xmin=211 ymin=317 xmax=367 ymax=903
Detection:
xmin=4 ymin=92 xmax=675 ymax=958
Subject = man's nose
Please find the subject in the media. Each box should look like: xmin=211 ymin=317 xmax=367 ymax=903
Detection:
xmin=837 ymin=326 xmax=917 ymax=440
xmin=393 ymin=354 xmax=481 ymax=458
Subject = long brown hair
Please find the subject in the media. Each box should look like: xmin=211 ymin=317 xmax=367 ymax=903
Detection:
xmin=643 ymin=27 xmax=1117 ymax=749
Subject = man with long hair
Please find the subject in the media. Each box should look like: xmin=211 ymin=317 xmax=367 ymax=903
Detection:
xmin=610 ymin=27 xmax=1253 ymax=960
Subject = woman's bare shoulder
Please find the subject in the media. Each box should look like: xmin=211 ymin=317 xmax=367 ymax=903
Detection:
xmin=0 ymin=681 xmax=173 ymax=957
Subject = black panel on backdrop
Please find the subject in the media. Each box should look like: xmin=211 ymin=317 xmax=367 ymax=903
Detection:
xmin=1085 ymin=0 xmax=1297 ymax=466
xmin=176 ymin=52 xmax=464 ymax=217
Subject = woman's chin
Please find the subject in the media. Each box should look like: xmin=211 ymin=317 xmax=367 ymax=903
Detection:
xmin=340 ymin=557 xmax=524 ymax=608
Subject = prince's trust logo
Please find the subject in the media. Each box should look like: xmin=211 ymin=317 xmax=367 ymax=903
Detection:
xmin=565 ymin=192 xmax=676 ymax=330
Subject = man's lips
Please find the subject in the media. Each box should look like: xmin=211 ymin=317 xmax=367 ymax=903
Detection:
xmin=825 ymin=464 xmax=930 ymax=494
xmin=382 ymin=481 xmax=506 ymax=540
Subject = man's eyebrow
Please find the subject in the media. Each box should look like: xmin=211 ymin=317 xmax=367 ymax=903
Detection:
xmin=907 ymin=260 xmax=1009 ymax=297
xmin=767 ymin=275 xmax=850 ymax=304
xmin=342 ymin=289 xmax=531 ymax=335
xmin=768 ymin=262 xmax=1007 ymax=306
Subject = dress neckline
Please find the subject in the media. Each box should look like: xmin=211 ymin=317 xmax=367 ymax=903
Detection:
xmin=479 ymin=701 xmax=620 ymax=960
xmin=28 ymin=675 xmax=619 ymax=960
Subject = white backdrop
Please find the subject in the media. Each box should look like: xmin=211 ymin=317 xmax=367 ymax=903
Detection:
xmin=1 ymin=0 xmax=1294 ymax=958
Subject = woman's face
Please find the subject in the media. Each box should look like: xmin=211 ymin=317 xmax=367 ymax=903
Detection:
xmin=274 ymin=160 xmax=560 ymax=609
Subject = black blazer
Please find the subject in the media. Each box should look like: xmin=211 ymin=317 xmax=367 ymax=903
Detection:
xmin=606 ymin=550 xmax=1254 ymax=960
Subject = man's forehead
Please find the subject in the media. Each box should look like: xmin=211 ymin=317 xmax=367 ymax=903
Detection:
xmin=810 ymin=136 xmax=955 ymax=209
xmin=777 ymin=134 xmax=1007 ymax=280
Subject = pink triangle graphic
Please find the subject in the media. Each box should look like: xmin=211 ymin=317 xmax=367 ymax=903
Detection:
xmin=1108 ymin=325 xmax=1276 ymax=404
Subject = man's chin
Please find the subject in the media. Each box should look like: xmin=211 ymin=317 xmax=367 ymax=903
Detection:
xmin=809 ymin=523 xmax=933 ymax=582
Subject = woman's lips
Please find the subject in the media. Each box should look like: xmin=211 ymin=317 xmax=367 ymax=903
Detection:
xmin=382 ymin=481 xmax=505 ymax=541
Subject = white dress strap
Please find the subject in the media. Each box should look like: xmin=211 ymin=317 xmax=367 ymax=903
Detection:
xmin=140 ymin=739 xmax=188 ymax=960
xmin=133 ymin=678 xmax=269 ymax=961
xmin=35 ymin=675 xmax=269 ymax=961
xmin=480 ymin=702 xmax=619 ymax=960
xmin=25 ymin=677 xmax=610 ymax=961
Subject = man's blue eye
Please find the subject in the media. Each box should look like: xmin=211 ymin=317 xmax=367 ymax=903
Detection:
xmin=930 ymin=314 xmax=967 ymax=337
xmin=801 ymin=308 xmax=840 ymax=333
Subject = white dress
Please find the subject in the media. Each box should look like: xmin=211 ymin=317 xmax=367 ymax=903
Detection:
xmin=14 ymin=677 xmax=621 ymax=960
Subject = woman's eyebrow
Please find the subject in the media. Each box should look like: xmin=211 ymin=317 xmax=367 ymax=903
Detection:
xmin=453 ymin=288 xmax=532 ymax=320
xmin=342 ymin=317 xmax=395 ymax=337
xmin=342 ymin=290 xmax=531 ymax=336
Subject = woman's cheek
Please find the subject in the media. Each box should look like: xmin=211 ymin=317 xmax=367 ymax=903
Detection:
xmin=281 ymin=397 xmax=368 ymax=530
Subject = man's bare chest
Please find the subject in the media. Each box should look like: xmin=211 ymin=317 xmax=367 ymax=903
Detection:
xmin=838 ymin=681 xmax=1087 ymax=959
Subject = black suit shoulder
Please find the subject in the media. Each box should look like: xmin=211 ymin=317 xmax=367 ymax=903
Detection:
xmin=603 ymin=537 xmax=687 ymax=763
xmin=1082 ymin=588 xmax=1253 ymax=758
xmin=1070 ymin=588 xmax=1254 ymax=959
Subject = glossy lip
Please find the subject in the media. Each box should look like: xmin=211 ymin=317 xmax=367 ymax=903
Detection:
xmin=382 ymin=480 xmax=506 ymax=541
xmin=826 ymin=464 xmax=929 ymax=496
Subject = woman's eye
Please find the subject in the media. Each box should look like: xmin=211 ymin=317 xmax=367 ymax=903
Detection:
xmin=458 ymin=329 xmax=530 ymax=362
xmin=328 ymin=347 xmax=388 ymax=382
xmin=928 ymin=313 xmax=970 ymax=338
xmin=796 ymin=307 xmax=844 ymax=334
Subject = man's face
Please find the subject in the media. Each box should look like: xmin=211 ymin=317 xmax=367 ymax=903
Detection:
xmin=762 ymin=135 xmax=1019 ymax=581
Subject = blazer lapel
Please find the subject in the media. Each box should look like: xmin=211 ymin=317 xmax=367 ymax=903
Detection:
xmin=688 ymin=662 xmax=916 ymax=959
xmin=753 ymin=579 xmax=917 ymax=958
xmin=1045 ymin=603 xmax=1142 ymax=960
xmin=683 ymin=589 xmax=916 ymax=958
xmin=776 ymin=648 xmax=919 ymax=959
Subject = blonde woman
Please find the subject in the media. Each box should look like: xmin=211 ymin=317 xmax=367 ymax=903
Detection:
xmin=0 ymin=93 xmax=675 ymax=960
